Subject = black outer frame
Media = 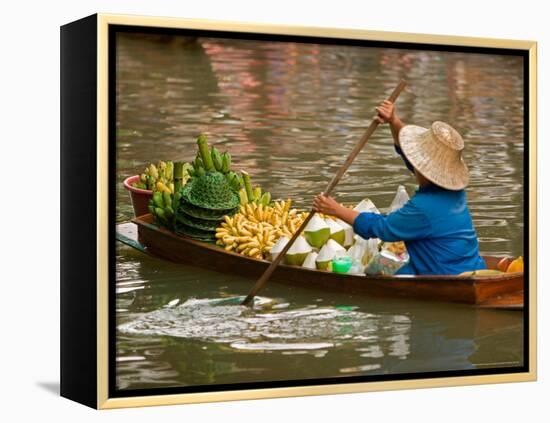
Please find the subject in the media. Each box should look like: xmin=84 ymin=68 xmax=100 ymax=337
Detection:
xmin=60 ymin=14 xmax=98 ymax=408
xmin=60 ymin=14 xmax=530 ymax=409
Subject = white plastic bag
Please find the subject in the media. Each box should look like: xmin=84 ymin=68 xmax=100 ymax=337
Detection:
xmin=347 ymin=244 xmax=366 ymax=274
xmin=347 ymin=243 xmax=364 ymax=263
xmin=365 ymin=240 xmax=409 ymax=275
xmin=347 ymin=237 xmax=380 ymax=270
xmin=389 ymin=185 xmax=410 ymax=213
xmin=364 ymin=238 xmax=380 ymax=265
xmin=365 ymin=250 xmax=409 ymax=275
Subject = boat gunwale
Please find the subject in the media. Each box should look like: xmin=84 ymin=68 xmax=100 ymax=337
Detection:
xmin=132 ymin=214 xmax=523 ymax=284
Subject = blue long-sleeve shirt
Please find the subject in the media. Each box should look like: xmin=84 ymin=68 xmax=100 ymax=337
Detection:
xmin=353 ymin=184 xmax=486 ymax=275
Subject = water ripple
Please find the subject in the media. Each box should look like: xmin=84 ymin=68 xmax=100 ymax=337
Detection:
xmin=118 ymin=297 xmax=411 ymax=354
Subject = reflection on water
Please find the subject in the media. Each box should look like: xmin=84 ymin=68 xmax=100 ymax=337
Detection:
xmin=119 ymin=297 xmax=410 ymax=355
xmin=115 ymin=34 xmax=524 ymax=390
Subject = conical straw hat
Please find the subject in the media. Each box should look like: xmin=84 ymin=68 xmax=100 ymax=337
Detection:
xmin=399 ymin=121 xmax=469 ymax=190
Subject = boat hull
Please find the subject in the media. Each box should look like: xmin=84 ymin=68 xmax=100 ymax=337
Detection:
xmin=130 ymin=214 xmax=524 ymax=307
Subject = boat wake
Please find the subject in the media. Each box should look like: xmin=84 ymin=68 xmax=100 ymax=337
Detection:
xmin=118 ymin=297 xmax=406 ymax=353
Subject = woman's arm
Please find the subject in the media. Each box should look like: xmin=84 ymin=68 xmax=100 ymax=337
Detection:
xmin=376 ymin=100 xmax=414 ymax=172
xmin=352 ymin=204 xmax=432 ymax=242
xmin=312 ymin=194 xmax=359 ymax=225
xmin=313 ymin=194 xmax=433 ymax=242
xmin=375 ymin=100 xmax=405 ymax=147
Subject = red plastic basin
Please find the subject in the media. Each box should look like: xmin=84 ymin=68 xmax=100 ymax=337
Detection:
xmin=123 ymin=175 xmax=153 ymax=217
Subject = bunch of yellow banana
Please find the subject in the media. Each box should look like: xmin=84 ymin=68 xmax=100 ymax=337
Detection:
xmin=132 ymin=161 xmax=176 ymax=192
xmin=215 ymin=199 xmax=309 ymax=259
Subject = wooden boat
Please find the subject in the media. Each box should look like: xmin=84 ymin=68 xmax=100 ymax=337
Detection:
xmin=118 ymin=214 xmax=524 ymax=309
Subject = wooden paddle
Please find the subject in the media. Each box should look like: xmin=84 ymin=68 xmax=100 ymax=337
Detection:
xmin=241 ymin=79 xmax=407 ymax=306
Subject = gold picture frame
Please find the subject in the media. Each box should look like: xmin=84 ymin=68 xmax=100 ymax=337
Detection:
xmin=61 ymin=13 xmax=537 ymax=409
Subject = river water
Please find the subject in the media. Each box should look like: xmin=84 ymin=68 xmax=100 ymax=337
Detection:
xmin=115 ymin=33 xmax=524 ymax=391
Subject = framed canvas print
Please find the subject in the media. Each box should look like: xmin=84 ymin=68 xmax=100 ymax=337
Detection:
xmin=60 ymin=13 xmax=537 ymax=409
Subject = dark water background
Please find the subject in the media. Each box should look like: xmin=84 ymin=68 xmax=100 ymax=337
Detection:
xmin=115 ymin=33 xmax=524 ymax=390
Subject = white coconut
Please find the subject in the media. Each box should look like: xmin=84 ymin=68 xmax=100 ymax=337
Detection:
xmin=269 ymin=236 xmax=289 ymax=261
xmin=316 ymin=243 xmax=336 ymax=270
xmin=335 ymin=218 xmax=355 ymax=247
xmin=284 ymin=236 xmax=312 ymax=266
xmin=316 ymin=241 xmax=348 ymax=269
xmin=302 ymin=252 xmax=318 ymax=269
xmin=303 ymin=214 xmax=331 ymax=249
xmin=326 ymin=238 xmax=346 ymax=255
xmin=354 ymin=198 xmax=380 ymax=214
xmin=325 ymin=218 xmax=346 ymax=246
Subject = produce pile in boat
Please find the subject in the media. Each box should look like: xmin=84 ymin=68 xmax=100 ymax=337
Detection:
xmin=212 ymin=185 xmax=412 ymax=275
xmin=133 ymin=147 xmax=411 ymax=274
xmin=145 ymin=134 xmax=274 ymax=240
xmin=256 ymin=189 xmax=410 ymax=275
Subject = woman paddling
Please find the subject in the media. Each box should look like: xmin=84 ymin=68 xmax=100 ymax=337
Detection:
xmin=313 ymin=100 xmax=486 ymax=275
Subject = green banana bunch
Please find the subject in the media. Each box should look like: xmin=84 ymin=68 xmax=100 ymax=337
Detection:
xmin=259 ymin=192 xmax=271 ymax=206
xmin=253 ymin=186 xmax=262 ymax=201
xmin=190 ymin=157 xmax=206 ymax=178
xmin=149 ymin=190 xmax=175 ymax=229
xmin=225 ymin=171 xmax=242 ymax=191
xmin=221 ymin=152 xmax=231 ymax=173
xmin=238 ymin=170 xmax=272 ymax=206
xmin=182 ymin=134 xmax=269 ymax=205
xmin=239 ymin=188 xmax=271 ymax=206
xmin=211 ymin=147 xmax=223 ymax=172
xmin=186 ymin=135 xmax=237 ymax=184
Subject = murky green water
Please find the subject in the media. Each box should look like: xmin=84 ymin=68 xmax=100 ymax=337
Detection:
xmin=115 ymin=33 xmax=524 ymax=391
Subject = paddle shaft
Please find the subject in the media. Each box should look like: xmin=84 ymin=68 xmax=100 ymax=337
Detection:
xmin=241 ymin=79 xmax=407 ymax=306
